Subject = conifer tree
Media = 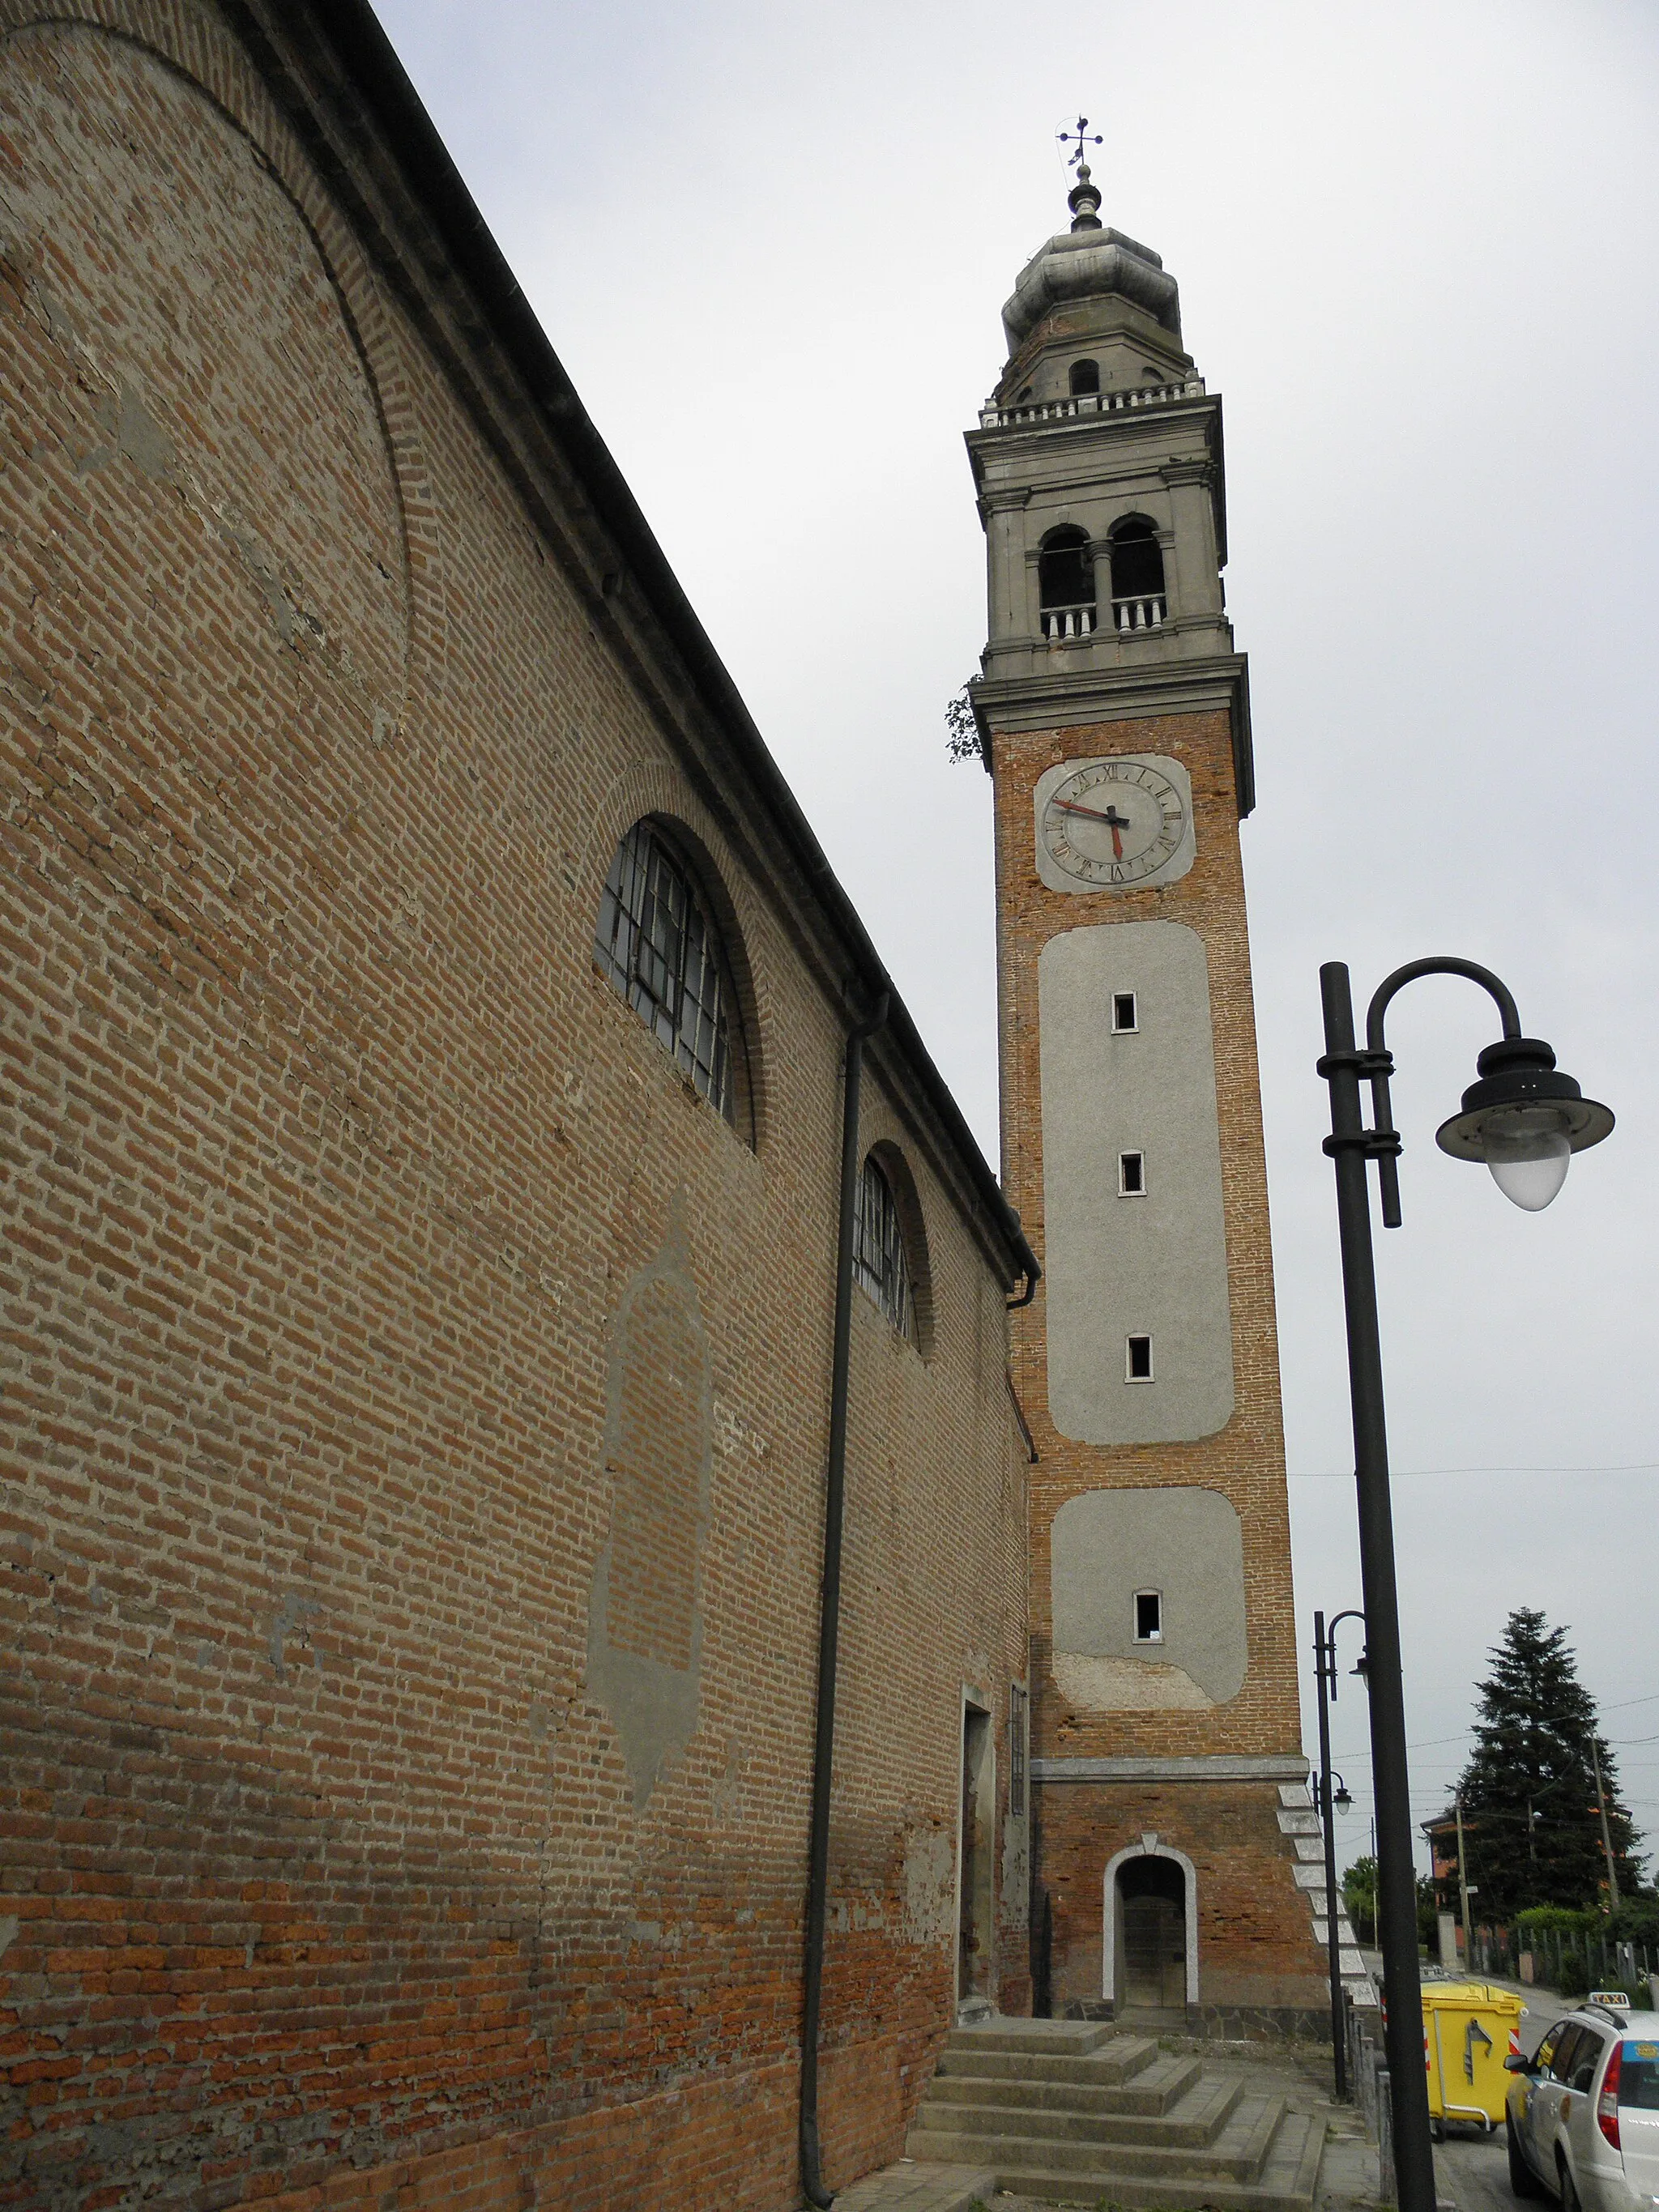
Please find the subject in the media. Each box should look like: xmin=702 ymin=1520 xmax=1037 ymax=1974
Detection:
xmin=1454 ymin=1609 xmax=1642 ymax=1920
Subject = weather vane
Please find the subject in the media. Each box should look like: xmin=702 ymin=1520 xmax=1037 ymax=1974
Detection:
xmin=1057 ymin=116 xmax=1103 ymax=175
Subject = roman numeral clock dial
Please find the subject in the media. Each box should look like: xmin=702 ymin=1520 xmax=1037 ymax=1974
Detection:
xmin=1034 ymin=754 xmax=1196 ymax=894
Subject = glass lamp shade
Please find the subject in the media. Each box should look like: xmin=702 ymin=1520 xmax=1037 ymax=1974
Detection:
xmin=1333 ymin=1784 xmax=1354 ymax=1810
xmin=1435 ymin=1035 xmax=1614 ymax=1208
xmin=1481 ymin=1106 xmax=1573 ymax=1212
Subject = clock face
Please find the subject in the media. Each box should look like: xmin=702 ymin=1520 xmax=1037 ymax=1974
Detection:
xmin=1038 ymin=757 xmax=1191 ymax=890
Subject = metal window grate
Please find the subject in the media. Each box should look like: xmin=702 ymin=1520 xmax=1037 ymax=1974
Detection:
xmin=853 ymin=1155 xmax=914 ymax=1339
xmin=595 ymin=820 xmax=736 ymax=1123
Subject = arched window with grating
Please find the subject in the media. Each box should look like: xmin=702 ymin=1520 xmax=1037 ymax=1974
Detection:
xmin=1107 ymin=518 xmax=1167 ymax=633
xmin=1068 ymin=359 xmax=1100 ymax=396
xmin=854 ymin=1153 xmax=915 ymax=1340
xmin=595 ymin=818 xmax=750 ymax=1134
xmin=1038 ymin=526 xmax=1096 ymax=641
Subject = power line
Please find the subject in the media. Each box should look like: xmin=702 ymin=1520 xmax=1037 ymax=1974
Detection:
xmin=1289 ymin=1460 xmax=1659 ymax=1479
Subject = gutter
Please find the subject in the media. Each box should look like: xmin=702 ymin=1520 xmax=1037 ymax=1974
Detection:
xmin=800 ymin=993 xmax=889 ymax=2207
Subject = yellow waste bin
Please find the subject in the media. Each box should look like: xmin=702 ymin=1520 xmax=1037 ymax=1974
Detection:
xmin=1421 ymin=1981 xmax=1528 ymax=2136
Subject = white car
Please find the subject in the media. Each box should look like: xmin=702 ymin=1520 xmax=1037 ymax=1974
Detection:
xmin=1507 ymin=2001 xmax=1659 ymax=2212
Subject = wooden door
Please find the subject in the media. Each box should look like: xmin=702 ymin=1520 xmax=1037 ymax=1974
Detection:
xmin=1123 ymin=1894 xmax=1183 ymax=2007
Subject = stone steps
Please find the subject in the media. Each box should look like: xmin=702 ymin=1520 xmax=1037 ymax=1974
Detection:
xmin=928 ymin=2050 xmax=1204 ymax=2120
xmin=913 ymin=2086 xmax=1282 ymax=2180
xmin=909 ymin=2104 xmax=1327 ymax=2211
xmin=911 ymin=2067 xmax=1241 ymax=2147
xmin=939 ymin=2019 xmax=1120 ymax=2058
xmin=905 ymin=2020 xmax=1327 ymax=2212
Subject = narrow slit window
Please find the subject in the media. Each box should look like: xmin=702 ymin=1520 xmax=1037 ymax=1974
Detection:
xmin=1135 ymin=1590 xmax=1163 ymax=1643
xmin=1111 ymin=991 xmax=1138 ymax=1034
xmin=1126 ymin=1333 xmax=1154 ymax=1382
xmin=1119 ymin=1151 xmax=1145 ymax=1196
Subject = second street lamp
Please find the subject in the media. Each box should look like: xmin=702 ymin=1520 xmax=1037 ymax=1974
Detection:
xmin=1316 ymin=955 xmax=1612 ymax=2212
xmin=1312 ymin=1606 xmax=1367 ymax=2098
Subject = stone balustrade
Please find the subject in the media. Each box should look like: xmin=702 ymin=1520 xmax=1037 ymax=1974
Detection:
xmin=981 ymin=377 xmax=1205 ymax=428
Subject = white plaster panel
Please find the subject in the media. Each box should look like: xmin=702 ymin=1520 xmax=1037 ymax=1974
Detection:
xmin=1050 ymin=1486 xmax=1247 ymax=1707
xmin=1039 ymin=919 xmax=1233 ymax=1444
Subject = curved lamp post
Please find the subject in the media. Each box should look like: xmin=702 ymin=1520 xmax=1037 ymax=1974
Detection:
xmin=1317 ymin=957 xmax=1612 ymax=2212
xmin=1312 ymin=1607 xmax=1367 ymax=2097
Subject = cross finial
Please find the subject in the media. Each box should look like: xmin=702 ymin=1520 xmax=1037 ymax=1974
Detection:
xmin=1057 ymin=116 xmax=1103 ymax=176
xmin=1056 ymin=116 xmax=1105 ymax=232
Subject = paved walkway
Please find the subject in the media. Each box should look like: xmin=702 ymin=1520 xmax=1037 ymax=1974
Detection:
xmin=834 ymin=2159 xmax=994 ymax=2212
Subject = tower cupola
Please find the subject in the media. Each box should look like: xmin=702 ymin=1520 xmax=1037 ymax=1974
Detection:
xmin=966 ymin=157 xmax=1251 ymax=811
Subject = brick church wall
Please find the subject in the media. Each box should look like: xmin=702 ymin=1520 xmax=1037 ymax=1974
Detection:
xmin=0 ymin=7 xmax=1030 ymax=2205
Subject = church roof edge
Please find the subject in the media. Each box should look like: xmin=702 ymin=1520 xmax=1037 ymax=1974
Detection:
xmin=221 ymin=0 xmax=1038 ymax=1294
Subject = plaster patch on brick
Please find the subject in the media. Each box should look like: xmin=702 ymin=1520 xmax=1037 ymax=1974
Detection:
xmin=901 ymin=1823 xmax=955 ymax=1945
xmin=710 ymin=1733 xmax=744 ymax=1826
xmin=1051 ymin=1651 xmax=1215 ymax=1711
xmin=1001 ymin=1813 xmax=1030 ymax=1927
xmin=75 ymin=380 xmax=176 ymax=480
xmin=1049 ymin=1484 xmax=1247 ymax=1703
xmin=267 ymin=1592 xmax=318 ymax=1682
xmin=586 ymin=1196 xmax=712 ymax=1809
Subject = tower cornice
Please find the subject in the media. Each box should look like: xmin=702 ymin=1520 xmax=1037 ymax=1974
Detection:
xmin=971 ymin=652 xmax=1254 ymax=818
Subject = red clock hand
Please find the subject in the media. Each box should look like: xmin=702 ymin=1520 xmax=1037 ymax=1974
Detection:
xmin=1054 ymin=798 xmax=1130 ymax=858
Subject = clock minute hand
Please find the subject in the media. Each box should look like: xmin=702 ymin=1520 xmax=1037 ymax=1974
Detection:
xmin=1054 ymin=796 xmax=1131 ymax=859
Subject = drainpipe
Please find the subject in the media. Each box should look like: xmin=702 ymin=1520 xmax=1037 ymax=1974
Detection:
xmin=800 ymin=991 xmax=888 ymax=2208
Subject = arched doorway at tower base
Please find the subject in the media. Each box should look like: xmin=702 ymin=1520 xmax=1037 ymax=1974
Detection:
xmin=1102 ymin=1834 xmax=1199 ymax=2016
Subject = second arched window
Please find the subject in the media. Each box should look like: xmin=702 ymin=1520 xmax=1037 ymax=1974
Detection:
xmin=854 ymin=1153 xmax=915 ymax=1340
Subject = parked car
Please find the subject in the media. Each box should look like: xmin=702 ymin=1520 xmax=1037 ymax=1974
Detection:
xmin=1506 ymin=2001 xmax=1659 ymax=2210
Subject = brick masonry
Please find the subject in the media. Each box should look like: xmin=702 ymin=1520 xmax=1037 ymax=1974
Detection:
xmin=990 ymin=702 xmax=1331 ymax=2017
xmin=0 ymin=6 xmax=1032 ymax=2205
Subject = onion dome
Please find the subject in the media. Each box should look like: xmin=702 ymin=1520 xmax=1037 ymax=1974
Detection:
xmin=1001 ymin=164 xmax=1183 ymax=353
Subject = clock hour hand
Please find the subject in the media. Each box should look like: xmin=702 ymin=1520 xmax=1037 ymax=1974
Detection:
xmin=1053 ymin=797 xmax=1131 ymax=859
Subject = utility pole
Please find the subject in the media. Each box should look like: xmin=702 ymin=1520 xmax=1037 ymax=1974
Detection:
xmin=1590 ymin=1741 xmax=1620 ymax=1909
xmin=1454 ymin=1793 xmax=1473 ymax=1970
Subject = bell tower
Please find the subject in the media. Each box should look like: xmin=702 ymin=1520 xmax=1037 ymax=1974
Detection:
xmin=968 ymin=155 xmax=1363 ymax=2027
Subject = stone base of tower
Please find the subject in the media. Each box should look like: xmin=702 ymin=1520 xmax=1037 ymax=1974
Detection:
xmin=1030 ymin=1767 xmax=1338 ymax=2039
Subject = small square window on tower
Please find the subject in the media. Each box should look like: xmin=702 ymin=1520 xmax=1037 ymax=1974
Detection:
xmin=1111 ymin=991 xmax=1138 ymax=1034
xmin=1135 ymin=1590 xmax=1163 ymax=1643
xmin=1125 ymin=1333 xmax=1154 ymax=1382
xmin=1119 ymin=1150 xmax=1145 ymax=1196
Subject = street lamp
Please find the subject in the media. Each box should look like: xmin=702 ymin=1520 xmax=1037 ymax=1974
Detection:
xmin=1317 ymin=956 xmax=1613 ymax=2212
xmin=1313 ymin=1607 xmax=1367 ymax=2098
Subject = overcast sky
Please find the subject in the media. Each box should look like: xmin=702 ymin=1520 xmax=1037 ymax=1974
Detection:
xmin=373 ymin=0 xmax=1659 ymax=1882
